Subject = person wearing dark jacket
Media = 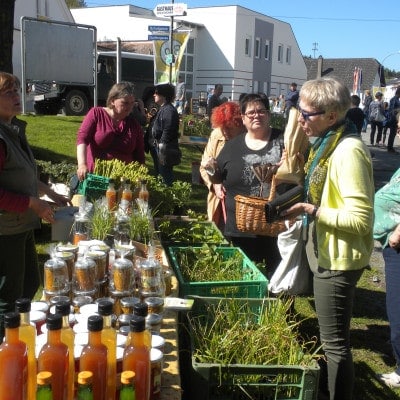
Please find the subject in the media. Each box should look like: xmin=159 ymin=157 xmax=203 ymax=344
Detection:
xmin=0 ymin=72 xmax=70 ymax=340
xmin=151 ymin=83 xmax=181 ymax=186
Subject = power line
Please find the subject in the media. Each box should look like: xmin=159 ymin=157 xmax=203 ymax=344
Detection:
xmin=272 ymin=16 xmax=400 ymax=23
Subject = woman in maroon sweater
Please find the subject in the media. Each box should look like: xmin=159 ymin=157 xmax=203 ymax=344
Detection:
xmin=76 ymin=82 xmax=145 ymax=180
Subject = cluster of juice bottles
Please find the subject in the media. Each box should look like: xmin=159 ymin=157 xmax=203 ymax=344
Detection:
xmin=0 ymin=297 xmax=160 ymax=400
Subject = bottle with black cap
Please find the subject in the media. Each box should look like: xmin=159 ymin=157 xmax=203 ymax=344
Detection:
xmin=55 ymin=301 xmax=74 ymax=400
xmin=15 ymin=298 xmax=36 ymax=399
xmin=0 ymin=312 xmax=27 ymax=400
xmin=80 ymin=315 xmax=107 ymax=400
xmin=97 ymin=300 xmax=116 ymax=400
xmin=123 ymin=315 xmax=150 ymax=400
xmin=37 ymin=313 xmax=69 ymax=400
xmin=133 ymin=302 xmax=151 ymax=349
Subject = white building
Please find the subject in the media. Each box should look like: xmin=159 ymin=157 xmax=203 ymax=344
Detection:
xmin=71 ymin=4 xmax=307 ymax=101
xmin=13 ymin=0 xmax=74 ymax=81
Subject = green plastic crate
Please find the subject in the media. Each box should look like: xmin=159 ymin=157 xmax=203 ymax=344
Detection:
xmin=179 ymin=297 xmax=320 ymax=400
xmin=77 ymin=173 xmax=109 ymax=201
xmin=167 ymin=246 xmax=268 ymax=299
xmin=191 ymin=360 xmax=320 ymax=400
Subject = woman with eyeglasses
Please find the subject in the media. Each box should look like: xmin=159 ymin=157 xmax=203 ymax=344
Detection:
xmin=0 ymin=72 xmax=70 ymax=341
xmin=214 ymin=93 xmax=284 ymax=277
xmin=282 ymin=77 xmax=374 ymax=400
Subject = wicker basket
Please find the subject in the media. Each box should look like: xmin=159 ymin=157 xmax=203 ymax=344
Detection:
xmin=234 ymin=176 xmax=288 ymax=237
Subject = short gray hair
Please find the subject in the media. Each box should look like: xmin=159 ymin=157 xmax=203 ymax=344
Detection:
xmin=300 ymin=77 xmax=351 ymax=120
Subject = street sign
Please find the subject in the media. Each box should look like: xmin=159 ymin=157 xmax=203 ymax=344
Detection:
xmin=148 ymin=35 xmax=170 ymax=41
xmin=153 ymin=3 xmax=187 ymax=17
xmin=148 ymin=25 xmax=170 ymax=33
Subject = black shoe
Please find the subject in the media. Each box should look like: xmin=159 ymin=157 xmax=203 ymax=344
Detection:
xmin=388 ymin=149 xmax=398 ymax=154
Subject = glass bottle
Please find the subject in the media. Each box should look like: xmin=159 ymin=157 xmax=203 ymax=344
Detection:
xmin=15 ymin=298 xmax=36 ymax=400
xmin=133 ymin=302 xmax=151 ymax=349
xmin=122 ymin=179 xmax=133 ymax=203
xmin=138 ymin=179 xmax=149 ymax=202
xmin=37 ymin=313 xmax=68 ymax=400
xmin=80 ymin=315 xmax=108 ymax=400
xmin=73 ymin=212 xmax=90 ymax=245
xmin=98 ymin=300 xmax=117 ymax=400
xmin=0 ymin=312 xmax=27 ymax=400
xmin=55 ymin=301 xmax=75 ymax=400
xmin=106 ymin=178 xmax=117 ymax=211
xmin=123 ymin=315 xmax=150 ymax=400
xmin=119 ymin=370 xmax=136 ymax=400
xmin=36 ymin=371 xmax=53 ymax=400
xmin=77 ymin=371 xmax=94 ymax=400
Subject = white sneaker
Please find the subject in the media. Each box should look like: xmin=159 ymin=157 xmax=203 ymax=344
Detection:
xmin=378 ymin=371 xmax=400 ymax=388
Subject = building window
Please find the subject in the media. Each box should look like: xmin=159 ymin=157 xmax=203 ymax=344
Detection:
xmin=277 ymin=44 xmax=283 ymax=63
xmin=245 ymin=36 xmax=252 ymax=57
xmin=286 ymin=46 xmax=291 ymax=64
xmin=264 ymin=40 xmax=270 ymax=60
xmin=255 ymin=38 xmax=260 ymax=59
xmin=187 ymin=38 xmax=194 ymax=54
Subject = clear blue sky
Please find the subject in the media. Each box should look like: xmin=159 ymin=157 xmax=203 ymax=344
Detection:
xmin=84 ymin=0 xmax=400 ymax=71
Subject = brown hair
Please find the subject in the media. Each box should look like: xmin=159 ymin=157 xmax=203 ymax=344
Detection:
xmin=106 ymin=82 xmax=135 ymax=107
xmin=0 ymin=72 xmax=20 ymax=94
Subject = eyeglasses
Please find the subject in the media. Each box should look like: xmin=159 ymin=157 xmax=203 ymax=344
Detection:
xmin=297 ymin=107 xmax=325 ymax=121
xmin=244 ymin=108 xmax=268 ymax=118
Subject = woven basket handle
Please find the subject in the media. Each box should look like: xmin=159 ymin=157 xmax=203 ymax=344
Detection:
xmin=267 ymin=174 xmax=277 ymax=202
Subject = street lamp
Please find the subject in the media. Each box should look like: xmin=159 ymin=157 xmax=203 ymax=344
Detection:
xmin=379 ymin=51 xmax=400 ymax=86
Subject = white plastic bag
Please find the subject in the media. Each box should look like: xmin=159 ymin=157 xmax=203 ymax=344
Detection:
xmin=268 ymin=219 xmax=312 ymax=295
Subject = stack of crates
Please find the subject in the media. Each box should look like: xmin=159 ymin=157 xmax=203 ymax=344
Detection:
xmin=77 ymin=173 xmax=109 ymax=201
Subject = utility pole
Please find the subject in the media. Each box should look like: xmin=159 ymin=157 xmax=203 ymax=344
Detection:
xmin=168 ymin=0 xmax=174 ymax=83
xmin=312 ymin=42 xmax=318 ymax=58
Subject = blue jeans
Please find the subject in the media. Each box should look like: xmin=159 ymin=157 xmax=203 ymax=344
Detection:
xmin=383 ymin=246 xmax=400 ymax=374
xmin=313 ymin=267 xmax=364 ymax=400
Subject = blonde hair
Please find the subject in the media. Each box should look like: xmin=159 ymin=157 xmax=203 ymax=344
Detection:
xmin=300 ymin=77 xmax=351 ymax=120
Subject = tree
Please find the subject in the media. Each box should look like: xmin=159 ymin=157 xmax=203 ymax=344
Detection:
xmin=0 ymin=0 xmax=16 ymax=73
xmin=66 ymin=0 xmax=87 ymax=7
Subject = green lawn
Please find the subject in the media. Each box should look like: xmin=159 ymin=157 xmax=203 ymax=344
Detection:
xmin=20 ymin=114 xmax=400 ymax=399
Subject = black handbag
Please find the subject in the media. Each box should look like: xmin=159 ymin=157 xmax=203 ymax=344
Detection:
xmin=265 ymin=185 xmax=304 ymax=223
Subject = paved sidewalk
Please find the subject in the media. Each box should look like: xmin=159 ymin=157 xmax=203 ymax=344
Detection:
xmin=360 ymin=127 xmax=400 ymax=190
xmin=360 ymin=126 xmax=400 ymax=272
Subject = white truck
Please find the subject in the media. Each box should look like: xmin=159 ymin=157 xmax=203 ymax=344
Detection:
xmin=32 ymin=51 xmax=154 ymax=116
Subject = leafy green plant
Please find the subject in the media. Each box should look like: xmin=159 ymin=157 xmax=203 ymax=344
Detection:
xmin=36 ymin=159 xmax=76 ymax=184
xmin=89 ymin=200 xmax=114 ymax=240
xmin=173 ymin=244 xmax=246 ymax=282
xmin=270 ymin=112 xmax=286 ymax=130
xmin=157 ymin=218 xmax=226 ymax=245
xmin=181 ymin=115 xmax=211 ymax=137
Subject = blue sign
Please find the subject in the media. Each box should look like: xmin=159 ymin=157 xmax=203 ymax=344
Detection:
xmin=148 ymin=25 xmax=170 ymax=33
xmin=148 ymin=35 xmax=170 ymax=41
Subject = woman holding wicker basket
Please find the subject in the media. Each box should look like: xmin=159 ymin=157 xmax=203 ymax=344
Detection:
xmin=213 ymin=93 xmax=285 ymax=277
xmin=281 ymin=77 xmax=374 ymax=400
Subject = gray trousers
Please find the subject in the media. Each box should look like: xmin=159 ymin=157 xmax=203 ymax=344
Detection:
xmin=306 ymin=222 xmax=364 ymax=400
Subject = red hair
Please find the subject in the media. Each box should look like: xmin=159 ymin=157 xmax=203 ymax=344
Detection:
xmin=211 ymin=101 xmax=243 ymax=129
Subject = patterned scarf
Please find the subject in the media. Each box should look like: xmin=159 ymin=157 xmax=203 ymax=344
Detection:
xmin=304 ymin=120 xmax=352 ymax=206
